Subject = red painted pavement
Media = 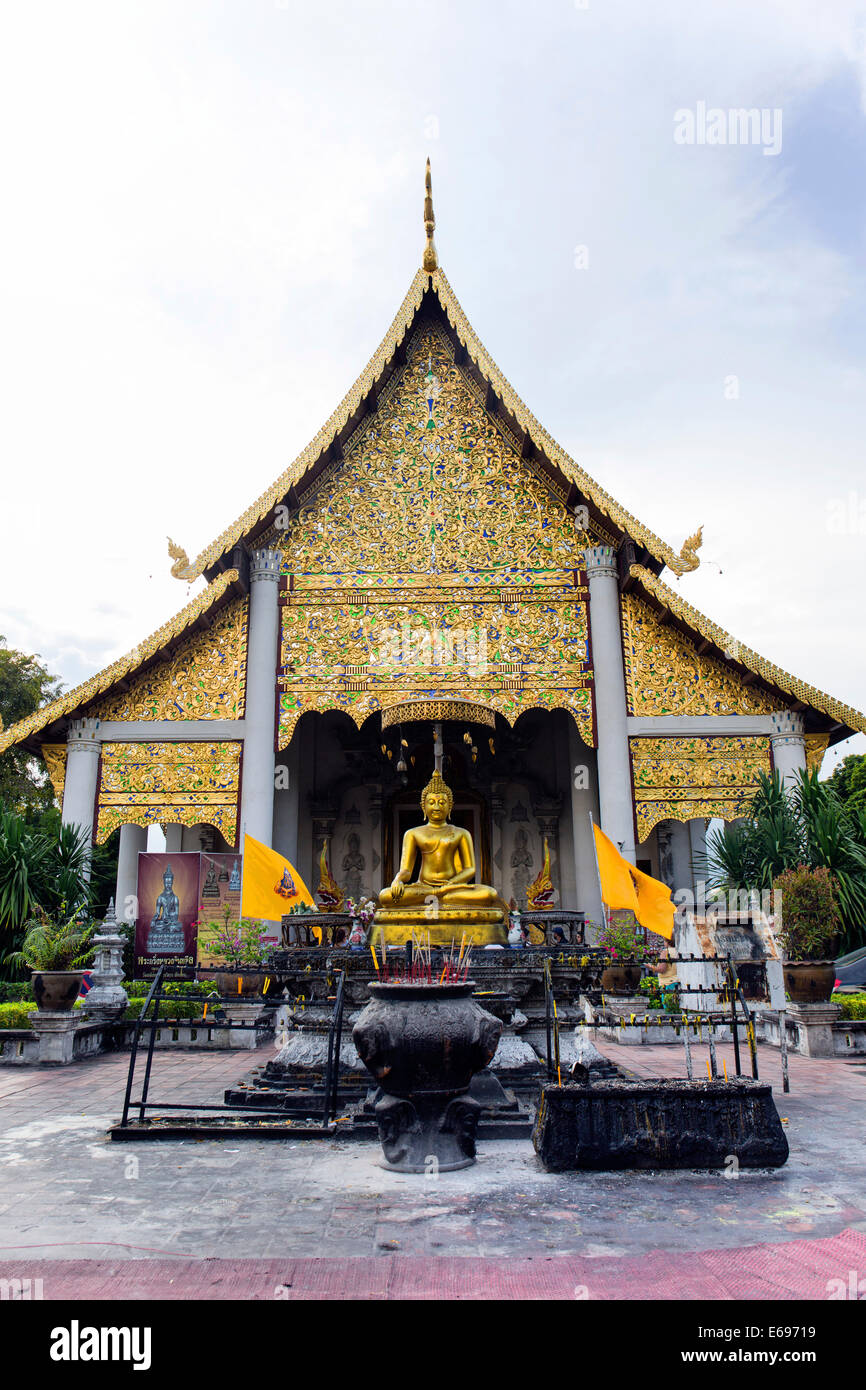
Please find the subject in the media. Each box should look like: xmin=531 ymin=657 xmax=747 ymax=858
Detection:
xmin=3 ymin=1227 xmax=863 ymax=1300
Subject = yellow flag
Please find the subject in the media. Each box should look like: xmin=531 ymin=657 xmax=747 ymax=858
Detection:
xmin=592 ymin=824 xmax=639 ymax=913
xmin=240 ymin=834 xmax=316 ymax=922
xmin=631 ymin=863 xmax=675 ymax=941
xmin=591 ymin=824 xmax=674 ymax=941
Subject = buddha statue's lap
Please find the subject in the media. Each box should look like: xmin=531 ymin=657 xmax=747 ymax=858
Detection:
xmin=374 ymin=771 xmax=507 ymax=945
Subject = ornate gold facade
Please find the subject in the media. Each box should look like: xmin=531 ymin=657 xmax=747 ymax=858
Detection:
xmin=277 ymin=324 xmax=594 ymax=745
xmin=41 ymin=744 xmax=67 ymax=804
xmin=621 ymin=592 xmax=779 ymax=719
xmin=95 ymin=598 xmax=247 ymax=722
xmin=95 ymin=741 xmax=242 ymax=845
xmin=630 ymin=735 xmax=772 ymax=841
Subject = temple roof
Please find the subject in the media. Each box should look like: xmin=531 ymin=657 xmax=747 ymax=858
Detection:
xmin=1 ymin=164 xmax=864 ymax=755
xmin=627 ymin=565 xmax=865 ymax=735
xmin=0 ymin=569 xmax=241 ymax=754
xmin=184 ymin=264 xmax=692 ymax=583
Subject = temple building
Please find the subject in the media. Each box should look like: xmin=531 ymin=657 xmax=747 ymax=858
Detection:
xmin=2 ymin=164 xmax=864 ymax=926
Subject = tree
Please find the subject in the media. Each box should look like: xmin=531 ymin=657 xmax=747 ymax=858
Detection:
xmin=0 ymin=808 xmax=92 ymax=979
xmin=827 ymin=753 xmax=866 ymax=816
xmin=0 ymin=637 xmax=63 ymax=815
xmin=707 ymin=769 xmax=866 ymax=954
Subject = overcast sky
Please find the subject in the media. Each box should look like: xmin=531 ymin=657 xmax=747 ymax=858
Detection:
xmin=1 ymin=0 xmax=864 ymax=770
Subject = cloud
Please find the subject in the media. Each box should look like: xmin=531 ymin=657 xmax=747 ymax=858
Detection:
xmin=0 ymin=0 xmax=863 ymax=760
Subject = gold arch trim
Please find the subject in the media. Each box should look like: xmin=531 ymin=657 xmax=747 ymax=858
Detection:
xmin=95 ymin=741 xmax=242 ymax=847
xmin=382 ymin=700 xmax=497 ymax=730
xmin=631 ymin=734 xmax=771 ymax=843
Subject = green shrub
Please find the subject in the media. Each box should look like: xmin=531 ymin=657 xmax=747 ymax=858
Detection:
xmin=9 ymin=914 xmax=94 ymax=972
xmin=0 ymin=982 xmax=33 ymax=1003
xmin=0 ymin=1001 xmax=34 ymax=1029
xmin=123 ymin=1000 xmax=205 ymax=1022
xmin=774 ymin=865 xmax=841 ymax=960
xmin=638 ymin=974 xmax=663 ymax=1009
xmin=833 ymin=992 xmax=866 ymax=1021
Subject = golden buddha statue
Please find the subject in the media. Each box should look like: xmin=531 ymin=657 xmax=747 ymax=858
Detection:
xmin=374 ymin=771 xmax=507 ymax=945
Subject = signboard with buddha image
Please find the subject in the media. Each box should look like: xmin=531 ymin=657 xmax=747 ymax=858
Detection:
xmin=134 ymin=852 xmax=201 ymax=976
xmin=196 ymin=852 xmax=244 ymax=966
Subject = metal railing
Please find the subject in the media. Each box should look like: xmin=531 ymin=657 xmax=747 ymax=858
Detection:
xmin=118 ymin=965 xmax=347 ymax=1133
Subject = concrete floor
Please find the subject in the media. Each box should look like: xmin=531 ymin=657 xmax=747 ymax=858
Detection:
xmin=0 ymin=1038 xmax=863 ymax=1271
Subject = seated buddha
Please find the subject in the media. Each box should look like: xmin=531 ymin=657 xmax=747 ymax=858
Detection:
xmin=375 ymin=771 xmax=507 ymax=944
xmin=147 ymin=864 xmax=185 ymax=953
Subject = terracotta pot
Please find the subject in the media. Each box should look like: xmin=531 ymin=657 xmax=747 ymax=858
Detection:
xmin=208 ymin=971 xmax=263 ymax=999
xmin=600 ymin=964 xmax=642 ymax=996
xmin=352 ymin=981 xmax=502 ymax=1172
xmin=783 ymin=960 xmax=837 ymax=1005
xmin=31 ymin=970 xmax=85 ymax=1012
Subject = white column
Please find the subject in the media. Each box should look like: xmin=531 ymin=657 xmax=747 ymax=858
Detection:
xmin=585 ymin=545 xmax=635 ymax=863
xmin=770 ymin=711 xmax=807 ymax=792
xmin=163 ymin=824 xmax=183 ymax=853
xmin=568 ymin=720 xmax=603 ymax=929
xmin=273 ymin=734 xmax=300 ymax=864
xmin=116 ymin=823 xmax=146 ymax=926
xmin=61 ymin=717 xmax=101 ymax=875
xmin=665 ymin=820 xmax=693 ymax=902
xmin=240 ymin=547 xmax=281 ymax=847
xmin=688 ymin=818 xmax=707 ymax=898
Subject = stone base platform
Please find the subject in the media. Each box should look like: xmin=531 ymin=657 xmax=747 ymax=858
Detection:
xmin=533 ymin=1078 xmax=789 ymax=1171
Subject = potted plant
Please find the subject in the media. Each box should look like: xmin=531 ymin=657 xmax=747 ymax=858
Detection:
xmin=773 ymin=864 xmax=841 ymax=1004
xmin=598 ymin=915 xmax=648 ymax=996
xmin=198 ymin=910 xmax=274 ymax=997
xmin=9 ymin=911 xmax=94 ymax=1012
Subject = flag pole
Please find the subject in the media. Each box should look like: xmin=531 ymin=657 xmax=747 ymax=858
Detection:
xmin=587 ymin=811 xmax=609 ymax=932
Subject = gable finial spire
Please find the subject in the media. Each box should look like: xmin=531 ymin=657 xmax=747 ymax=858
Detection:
xmin=422 ymin=157 xmax=438 ymax=272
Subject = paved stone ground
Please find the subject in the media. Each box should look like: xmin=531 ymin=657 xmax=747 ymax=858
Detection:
xmin=0 ymin=1038 xmax=863 ymax=1295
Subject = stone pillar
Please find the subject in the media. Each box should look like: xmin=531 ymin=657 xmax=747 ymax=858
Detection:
xmin=240 ymin=548 xmax=281 ymax=847
xmin=61 ymin=718 xmax=101 ymax=876
xmin=770 ymin=711 xmax=807 ymax=793
xmin=273 ymin=734 xmax=300 ymax=865
xmin=116 ymin=823 xmax=146 ymax=927
xmin=83 ymin=899 xmax=129 ymax=1022
xmin=27 ymin=1012 xmax=81 ymax=1065
xmin=585 ymin=545 xmax=635 ymax=863
xmin=658 ymin=820 xmax=693 ymax=904
xmin=688 ymin=818 xmax=707 ymax=899
xmin=490 ymin=782 xmax=507 ymax=901
xmin=568 ymin=722 xmax=603 ymax=930
xmin=163 ymin=824 xmax=183 ymax=853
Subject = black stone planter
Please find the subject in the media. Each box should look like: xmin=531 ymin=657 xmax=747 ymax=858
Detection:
xmin=533 ymin=1078 xmax=789 ymax=1172
xmin=352 ymin=981 xmax=502 ymax=1172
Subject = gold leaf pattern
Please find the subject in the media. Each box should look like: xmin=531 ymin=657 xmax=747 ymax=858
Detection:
xmin=276 ymin=325 xmax=594 ymax=745
xmin=630 ymin=735 xmax=772 ymax=841
xmin=41 ymin=744 xmax=67 ymax=804
xmin=95 ymin=741 xmax=242 ymax=846
xmin=621 ymin=592 xmax=779 ymax=718
xmin=95 ymin=598 xmax=247 ymax=722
